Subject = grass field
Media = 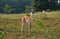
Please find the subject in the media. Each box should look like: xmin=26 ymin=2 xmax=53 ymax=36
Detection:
xmin=0 ymin=12 xmax=60 ymax=39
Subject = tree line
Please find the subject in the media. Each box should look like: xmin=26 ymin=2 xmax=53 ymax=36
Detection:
xmin=0 ymin=0 xmax=31 ymax=13
xmin=0 ymin=0 xmax=60 ymax=13
xmin=32 ymin=0 xmax=60 ymax=12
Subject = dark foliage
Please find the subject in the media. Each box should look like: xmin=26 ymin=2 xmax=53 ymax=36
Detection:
xmin=33 ymin=0 xmax=60 ymax=11
xmin=0 ymin=0 xmax=60 ymax=13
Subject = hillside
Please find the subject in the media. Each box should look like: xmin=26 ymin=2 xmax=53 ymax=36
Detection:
xmin=0 ymin=0 xmax=31 ymax=13
xmin=0 ymin=12 xmax=60 ymax=39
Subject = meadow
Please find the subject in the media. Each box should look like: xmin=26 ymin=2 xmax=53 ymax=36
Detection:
xmin=0 ymin=11 xmax=60 ymax=39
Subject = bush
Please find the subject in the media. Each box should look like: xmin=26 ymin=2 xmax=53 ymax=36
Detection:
xmin=0 ymin=31 xmax=8 ymax=39
xmin=37 ymin=20 xmax=45 ymax=29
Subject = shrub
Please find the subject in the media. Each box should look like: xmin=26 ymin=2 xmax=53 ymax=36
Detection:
xmin=0 ymin=31 xmax=8 ymax=39
xmin=37 ymin=20 xmax=45 ymax=29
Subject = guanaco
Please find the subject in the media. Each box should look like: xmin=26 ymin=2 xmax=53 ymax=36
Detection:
xmin=21 ymin=11 xmax=34 ymax=33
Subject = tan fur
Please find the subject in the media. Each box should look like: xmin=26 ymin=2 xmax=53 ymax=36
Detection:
xmin=21 ymin=12 xmax=33 ymax=33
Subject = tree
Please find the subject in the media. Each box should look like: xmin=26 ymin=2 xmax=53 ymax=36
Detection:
xmin=3 ymin=4 xmax=15 ymax=13
xmin=33 ymin=0 xmax=59 ymax=11
xmin=32 ymin=0 xmax=41 ymax=11
xmin=32 ymin=0 xmax=49 ymax=11
xmin=25 ymin=5 xmax=32 ymax=13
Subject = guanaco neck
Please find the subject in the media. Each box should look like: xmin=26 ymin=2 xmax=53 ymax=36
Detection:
xmin=30 ymin=12 xmax=33 ymax=20
xmin=30 ymin=12 xmax=33 ymax=17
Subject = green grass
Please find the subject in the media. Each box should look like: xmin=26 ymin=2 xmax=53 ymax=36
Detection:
xmin=0 ymin=12 xmax=60 ymax=39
